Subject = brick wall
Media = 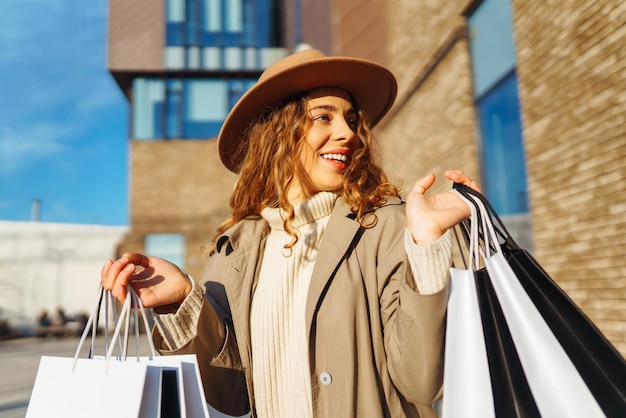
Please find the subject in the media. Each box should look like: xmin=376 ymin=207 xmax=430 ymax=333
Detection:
xmin=380 ymin=40 xmax=480 ymax=196
xmin=378 ymin=0 xmax=625 ymax=354
xmin=513 ymin=0 xmax=626 ymax=353
xmin=380 ymin=0 xmax=480 ymax=197
xmin=120 ymin=140 xmax=237 ymax=279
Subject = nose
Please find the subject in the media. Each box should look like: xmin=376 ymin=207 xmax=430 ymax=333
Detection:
xmin=331 ymin=117 xmax=356 ymax=143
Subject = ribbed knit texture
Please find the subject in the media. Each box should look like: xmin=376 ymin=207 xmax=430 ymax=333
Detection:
xmin=404 ymin=229 xmax=453 ymax=294
xmin=250 ymin=191 xmax=338 ymax=418
xmin=153 ymin=275 xmax=204 ymax=350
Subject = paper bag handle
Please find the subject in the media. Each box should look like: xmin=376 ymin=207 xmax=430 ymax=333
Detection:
xmin=72 ymin=286 xmax=158 ymax=372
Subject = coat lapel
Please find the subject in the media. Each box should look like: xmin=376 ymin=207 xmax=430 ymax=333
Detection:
xmin=217 ymin=219 xmax=269 ymax=371
xmin=305 ymin=198 xmax=362 ymax=338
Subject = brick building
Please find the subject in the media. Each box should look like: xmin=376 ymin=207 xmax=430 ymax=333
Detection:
xmin=108 ymin=0 xmax=625 ymax=354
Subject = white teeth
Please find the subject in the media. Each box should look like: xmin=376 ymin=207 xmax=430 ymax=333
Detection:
xmin=322 ymin=153 xmax=348 ymax=162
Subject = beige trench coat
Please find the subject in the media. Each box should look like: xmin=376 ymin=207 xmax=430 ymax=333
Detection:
xmin=155 ymin=197 xmax=448 ymax=418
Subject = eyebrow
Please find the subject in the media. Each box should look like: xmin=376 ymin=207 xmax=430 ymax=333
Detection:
xmin=309 ymin=104 xmax=357 ymax=115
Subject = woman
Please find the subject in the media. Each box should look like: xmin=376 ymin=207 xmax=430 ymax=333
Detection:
xmin=102 ymin=49 xmax=479 ymax=418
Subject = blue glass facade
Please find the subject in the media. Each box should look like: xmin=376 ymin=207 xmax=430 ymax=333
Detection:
xmin=165 ymin=0 xmax=280 ymax=70
xmin=469 ymin=0 xmax=529 ymax=216
xmin=132 ymin=78 xmax=256 ymax=139
xmin=476 ymin=72 xmax=528 ymax=214
xmin=132 ymin=0 xmax=283 ymax=140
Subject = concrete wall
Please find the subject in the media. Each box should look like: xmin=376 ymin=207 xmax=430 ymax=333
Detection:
xmin=0 ymin=222 xmax=127 ymax=330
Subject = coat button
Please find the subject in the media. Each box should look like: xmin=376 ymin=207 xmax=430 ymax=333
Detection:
xmin=320 ymin=372 xmax=332 ymax=386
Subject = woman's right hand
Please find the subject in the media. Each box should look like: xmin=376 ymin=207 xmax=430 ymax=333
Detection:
xmin=101 ymin=253 xmax=193 ymax=310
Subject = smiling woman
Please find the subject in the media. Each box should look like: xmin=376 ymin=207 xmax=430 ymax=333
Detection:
xmin=287 ymin=88 xmax=360 ymax=202
xmin=101 ymin=49 xmax=480 ymax=418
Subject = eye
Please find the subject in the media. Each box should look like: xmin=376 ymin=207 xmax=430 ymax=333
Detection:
xmin=312 ymin=113 xmax=331 ymax=122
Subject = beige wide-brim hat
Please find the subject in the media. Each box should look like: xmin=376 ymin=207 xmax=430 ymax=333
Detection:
xmin=217 ymin=48 xmax=398 ymax=173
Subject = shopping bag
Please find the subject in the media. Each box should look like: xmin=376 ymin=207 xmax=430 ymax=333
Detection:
xmin=443 ymin=185 xmax=625 ymax=417
xmin=92 ymin=295 xmax=211 ymax=417
xmin=444 ymin=197 xmax=540 ymax=418
xmin=505 ymin=247 xmax=626 ymax=415
xmin=134 ymin=354 xmax=211 ymax=418
xmin=483 ymin=238 xmax=604 ymax=417
xmin=116 ymin=288 xmax=210 ymax=417
xmin=442 ymin=200 xmax=495 ymax=418
xmin=473 ymin=269 xmax=541 ymax=418
xmin=26 ymin=356 xmax=148 ymax=418
xmin=27 ymin=286 xmax=185 ymax=418
xmin=455 ymin=182 xmax=626 ymax=416
xmin=442 ymin=268 xmax=496 ymax=417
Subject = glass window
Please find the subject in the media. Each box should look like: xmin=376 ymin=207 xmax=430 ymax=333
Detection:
xmin=226 ymin=0 xmax=243 ymax=32
xmin=468 ymin=0 xmax=517 ymax=97
xmin=145 ymin=233 xmax=186 ymax=269
xmin=133 ymin=79 xmax=165 ymax=139
xmin=166 ymin=80 xmax=184 ymax=138
xmin=477 ymin=72 xmax=528 ymax=214
xmin=166 ymin=0 xmax=186 ymax=46
xmin=184 ymin=80 xmax=227 ymax=138
xmin=205 ymin=0 xmax=221 ymax=32
xmin=165 ymin=0 xmax=282 ymax=69
xmin=132 ymin=77 xmax=256 ymax=140
xmin=468 ymin=0 xmax=533 ymax=249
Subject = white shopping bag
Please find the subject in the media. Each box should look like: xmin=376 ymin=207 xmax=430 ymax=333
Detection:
xmin=442 ymin=268 xmax=496 ymax=418
xmin=137 ymin=354 xmax=210 ymax=418
xmin=26 ymin=356 xmax=148 ymax=418
xmin=98 ymin=356 xmax=186 ymax=417
xmin=27 ymin=286 xmax=185 ymax=418
xmin=442 ymin=195 xmax=495 ymax=418
xmin=484 ymin=250 xmax=604 ymax=417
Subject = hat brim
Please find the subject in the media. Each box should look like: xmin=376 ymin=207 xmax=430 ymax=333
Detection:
xmin=217 ymin=52 xmax=397 ymax=173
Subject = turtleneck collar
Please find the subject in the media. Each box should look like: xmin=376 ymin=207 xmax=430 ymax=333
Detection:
xmin=261 ymin=191 xmax=339 ymax=231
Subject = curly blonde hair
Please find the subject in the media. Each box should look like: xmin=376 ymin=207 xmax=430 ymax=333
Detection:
xmin=211 ymin=92 xmax=399 ymax=248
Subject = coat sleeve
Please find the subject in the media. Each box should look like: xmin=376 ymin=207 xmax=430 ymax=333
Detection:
xmin=152 ymin=260 xmax=250 ymax=415
xmin=376 ymin=205 xmax=450 ymax=406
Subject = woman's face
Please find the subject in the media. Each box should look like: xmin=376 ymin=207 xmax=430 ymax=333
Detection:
xmin=289 ymin=87 xmax=362 ymax=202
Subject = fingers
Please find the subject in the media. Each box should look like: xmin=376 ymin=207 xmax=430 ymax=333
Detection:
xmin=411 ymin=170 xmax=480 ymax=195
xmin=125 ymin=253 xmax=151 ymax=268
xmin=101 ymin=253 xmax=146 ymax=302
xmin=444 ymin=170 xmax=481 ymax=192
xmin=411 ymin=172 xmax=436 ymax=195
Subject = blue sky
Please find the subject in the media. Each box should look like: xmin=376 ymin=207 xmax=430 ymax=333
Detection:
xmin=0 ymin=0 xmax=129 ymax=225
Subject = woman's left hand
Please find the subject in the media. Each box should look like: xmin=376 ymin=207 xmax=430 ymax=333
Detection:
xmin=405 ymin=170 xmax=480 ymax=245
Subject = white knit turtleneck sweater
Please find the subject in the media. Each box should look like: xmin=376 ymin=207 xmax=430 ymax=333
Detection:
xmin=250 ymin=191 xmax=338 ymax=418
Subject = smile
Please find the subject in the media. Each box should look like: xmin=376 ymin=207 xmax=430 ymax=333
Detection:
xmin=321 ymin=153 xmax=348 ymax=162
